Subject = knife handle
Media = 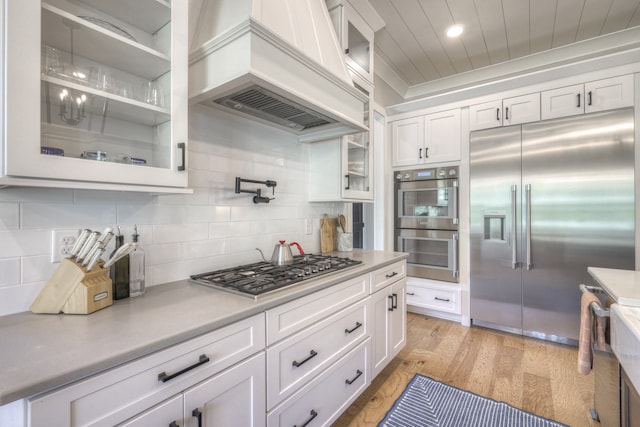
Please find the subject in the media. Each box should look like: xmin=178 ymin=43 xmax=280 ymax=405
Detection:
xmin=76 ymin=232 xmax=100 ymax=263
xmin=69 ymin=229 xmax=91 ymax=258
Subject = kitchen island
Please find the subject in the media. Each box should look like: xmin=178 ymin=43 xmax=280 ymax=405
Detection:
xmin=0 ymin=249 xmax=407 ymax=426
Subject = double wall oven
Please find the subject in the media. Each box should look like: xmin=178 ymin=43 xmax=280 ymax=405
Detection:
xmin=394 ymin=166 xmax=459 ymax=283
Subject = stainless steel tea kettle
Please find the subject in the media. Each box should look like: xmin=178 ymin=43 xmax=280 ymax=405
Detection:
xmin=257 ymin=240 xmax=305 ymax=266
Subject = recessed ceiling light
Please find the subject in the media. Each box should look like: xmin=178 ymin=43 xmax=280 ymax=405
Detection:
xmin=446 ymin=25 xmax=464 ymax=38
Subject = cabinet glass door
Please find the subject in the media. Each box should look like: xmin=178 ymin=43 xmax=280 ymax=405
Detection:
xmin=4 ymin=0 xmax=187 ymax=189
xmin=347 ymin=22 xmax=370 ymax=74
xmin=342 ymin=83 xmax=372 ymax=200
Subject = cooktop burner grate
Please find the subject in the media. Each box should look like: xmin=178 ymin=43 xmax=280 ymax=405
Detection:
xmin=190 ymin=254 xmax=362 ymax=298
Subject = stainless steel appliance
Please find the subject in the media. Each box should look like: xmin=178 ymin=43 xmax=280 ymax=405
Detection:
xmin=190 ymin=255 xmax=362 ymax=299
xmin=580 ymin=284 xmax=619 ymax=427
xmin=470 ymin=108 xmax=635 ymax=343
xmin=394 ymin=166 xmax=459 ymax=283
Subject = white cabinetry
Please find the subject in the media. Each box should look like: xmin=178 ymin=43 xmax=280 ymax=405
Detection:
xmin=391 ymin=108 xmax=461 ymax=167
xmin=406 ymin=277 xmax=461 ymax=320
xmin=370 ymin=266 xmax=407 ymax=377
xmin=469 ymin=93 xmax=540 ymax=131
xmin=28 ymin=314 xmax=265 ymax=427
xmin=325 ymin=0 xmax=374 ymax=84
xmin=265 ymin=271 xmax=372 ymax=426
xmin=2 ymin=0 xmax=189 ymax=192
xmin=309 ymin=59 xmax=373 ymax=202
xmin=119 ymin=353 xmax=265 ymax=427
xmin=541 ymin=74 xmax=634 ymax=120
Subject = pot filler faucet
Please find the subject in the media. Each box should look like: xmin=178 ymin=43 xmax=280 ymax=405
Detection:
xmin=235 ymin=177 xmax=277 ymax=203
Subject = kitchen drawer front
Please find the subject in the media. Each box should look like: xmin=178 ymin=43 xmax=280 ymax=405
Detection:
xmin=267 ymin=338 xmax=370 ymax=427
xmin=406 ymin=283 xmax=461 ymax=314
xmin=116 ymin=394 xmax=183 ymax=427
xmin=28 ymin=313 xmax=266 ymax=427
xmin=266 ymin=273 xmax=369 ymax=345
xmin=266 ymin=299 xmax=369 ymax=410
xmin=370 ymin=261 xmax=406 ymax=294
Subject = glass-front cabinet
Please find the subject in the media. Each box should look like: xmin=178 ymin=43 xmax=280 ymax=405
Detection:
xmin=2 ymin=0 xmax=188 ymax=191
xmin=325 ymin=0 xmax=374 ymax=84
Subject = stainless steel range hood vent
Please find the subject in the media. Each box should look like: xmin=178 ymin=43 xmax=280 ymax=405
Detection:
xmin=189 ymin=0 xmax=367 ymax=142
xmin=215 ymin=85 xmax=335 ymax=132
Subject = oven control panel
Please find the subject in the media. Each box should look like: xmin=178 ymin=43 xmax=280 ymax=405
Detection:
xmin=395 ymin=166 xmax=458 ymax=181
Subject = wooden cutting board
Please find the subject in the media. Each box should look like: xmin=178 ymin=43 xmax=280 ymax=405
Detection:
xmin=320 ymin=214 xmax=338 ymax=253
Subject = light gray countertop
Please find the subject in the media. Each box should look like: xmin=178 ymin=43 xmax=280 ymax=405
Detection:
xmin=0 ymin=250 xmax=407 ymax=405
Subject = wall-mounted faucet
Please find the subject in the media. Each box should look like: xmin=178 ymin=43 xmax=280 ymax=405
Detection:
xmin=235 ymin=177 xmax=277 ymax=203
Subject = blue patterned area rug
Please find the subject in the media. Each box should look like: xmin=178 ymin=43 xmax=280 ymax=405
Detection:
xmin=378 ymin=374 xmax=568 ymax=427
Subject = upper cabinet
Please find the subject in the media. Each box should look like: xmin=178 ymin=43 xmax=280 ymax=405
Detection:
xmin=469 ymin=93 xmax=540 ymax=131
xmin=541 ymin=74 xmax=634 ymax=120
xmin=2 ymin=0 xmax=189 ymax=191
xmin=309 ymin=75 xmax=373 ymax=202
xmin=391 ymin=109 xmax=461 ymax=167
xmin=326 ymin=0 xmax=375 ymax=84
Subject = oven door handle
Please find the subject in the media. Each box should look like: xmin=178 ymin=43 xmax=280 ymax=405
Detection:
xmin=452 ymin=180 xmax=459 ymax=225
xmin=452 ymin=233 xmax=459 ymax=278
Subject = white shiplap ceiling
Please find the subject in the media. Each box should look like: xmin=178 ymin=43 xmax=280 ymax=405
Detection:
xmin=369 ymin=0 xmax=640 ymax=89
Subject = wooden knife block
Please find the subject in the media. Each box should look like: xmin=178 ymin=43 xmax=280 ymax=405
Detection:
xmin=30 ymin=258 xmax=113 ymax=315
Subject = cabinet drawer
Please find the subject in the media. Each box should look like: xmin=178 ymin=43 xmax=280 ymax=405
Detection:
xmin=406 ymin=284 xmax=460 ymax=314
xmin=266 ymin=273 xmax=369 ymax=344
xmin=370 ymin=261 xmax=406 ymax=294
xmin=29 ymin=313 xmax=265 ymax=427
xmin=267 ymin=338 xmax=370 ymax=427
xmin=266 ymin=300 xmax=368 ymax=409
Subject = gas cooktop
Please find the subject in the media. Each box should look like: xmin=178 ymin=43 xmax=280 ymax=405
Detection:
xmin=189 ymin=254 xmax=362 ymax=299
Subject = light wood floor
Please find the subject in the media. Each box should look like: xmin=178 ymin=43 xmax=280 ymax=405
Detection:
xmin=334 ymin=312 xmax=598 ymax=427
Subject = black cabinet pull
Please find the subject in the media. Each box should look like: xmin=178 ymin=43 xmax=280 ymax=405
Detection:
xmin=435 ymin=296 xmax=450 ymax=302
xmin=345 ymin=321 xmax=362 ymax=334
xmin=392 ymin=293 xmax=398 ymax=309
xmin=505 ymin=106 xmax=510 ymax=120
xmin=345 ymin=174 xmax=350 ymax=190
xmin=418 ymin=148 xmax=422 ymax=159
xmin=345 ymin=369 xmax=363 ymax=385
xmin=496 ymin=108 xmax=500 ymax=121
xmin=292 ymin=350 xmax=318 ymax=367
xmin=385 ymin=271 xmax=398 ymax=279
xmin=158 ymin=354 xmax=210 ymax=383
xmin=192 ymin=408 xmax=202 ymax=427
xmin=407 ymin=292 xmax=415 ymax=296
xmin=177 ymin=142 xmax=186 ymax=171
xmin=577 ymin=93 xmax=581 ymax=107
xmin=424 ymin=147 xmax=429 ymax=158
xmin=588 ymin=91 xmax=593 ymax=106
xmin=169 ymin=422 xmax=179 ymax=427
xmin=295 ymin=409 xmax=318 ymax=427
xmin=388 ymin=295 xmax=394 ymax=311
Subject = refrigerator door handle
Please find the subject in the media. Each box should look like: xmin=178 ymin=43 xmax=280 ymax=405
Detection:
xmin=525 ymin=184 xmax=532 ymax=270
xmin=511 ymin=185 xmax=518 ymax=269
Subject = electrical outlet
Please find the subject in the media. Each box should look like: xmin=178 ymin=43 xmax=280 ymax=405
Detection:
xmin=305 ymin=219 xmax=313 ymax=235
xmin=51 ymin=229 xmax=79 ymax=263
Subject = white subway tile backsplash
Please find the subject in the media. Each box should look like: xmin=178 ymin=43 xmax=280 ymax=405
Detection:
xmin=0 ymin=230 xmax=51 ymax=258
xmin=152 ymin=223 xmax=209 ymax=244
xmin=0 ymin=258 xmax=20 ymax=287
xmin=182 ymin=239 xmax=228 ymax=260
xmin=21 ymin=255 xmax=57 ymax=284
xmin=0 ymin=282 xmax=45 ymax=315
xmin=146 ymin=243 xmax=183 ymax=265
xmin=0 ymin=203 xmax=20 ymax=230
xmin=21 ymin=203 xmax=117 ymax=228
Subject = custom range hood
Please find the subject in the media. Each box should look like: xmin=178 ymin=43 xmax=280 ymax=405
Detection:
xmin=188 ymin=0 xmax=368 ymax=142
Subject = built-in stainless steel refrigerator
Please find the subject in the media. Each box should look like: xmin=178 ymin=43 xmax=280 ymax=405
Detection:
xmin=470 ymin=108 xmax=635 ymax=344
